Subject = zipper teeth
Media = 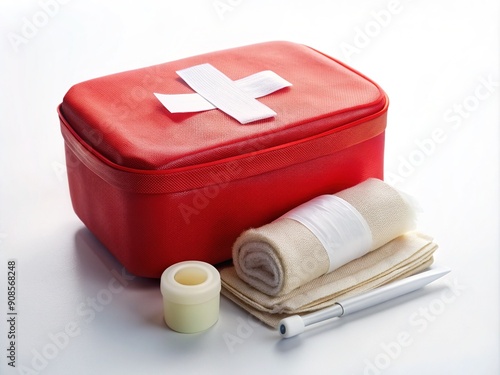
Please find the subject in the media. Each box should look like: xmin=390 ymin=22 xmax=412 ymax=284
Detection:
xmin=60 ymin=96 xmax=387 ymax=177
xmin=60 ymin=103 xmax=387 ymax=194
xmin=158 ymin=97 xmax=386 ymax=170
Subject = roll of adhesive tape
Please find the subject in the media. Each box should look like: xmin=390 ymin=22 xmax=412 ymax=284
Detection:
xmin=160 ymin=261 xmax=221 ymax=333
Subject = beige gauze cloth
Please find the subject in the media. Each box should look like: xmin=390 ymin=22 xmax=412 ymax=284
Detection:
xmin=220 ymin=178 xmax=438 ymax=328
xmin=231 ymin=178 xmax=418 ymax=297
xmin=221 ymin=232 xmax=436 ymax=328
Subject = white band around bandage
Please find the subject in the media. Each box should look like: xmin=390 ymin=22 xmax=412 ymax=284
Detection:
xmin=282 ymin=195 xmax=373 ymax=273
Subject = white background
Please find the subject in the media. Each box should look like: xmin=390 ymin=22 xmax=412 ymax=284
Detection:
xmin=0 ymin=0 xmax=498 ymax=374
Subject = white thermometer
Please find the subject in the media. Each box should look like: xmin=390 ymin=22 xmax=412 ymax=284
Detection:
xmin=279 ymin=267 xmax=451 ymax=338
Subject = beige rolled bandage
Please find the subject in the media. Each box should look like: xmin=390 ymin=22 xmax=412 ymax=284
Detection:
xmin=232 ymin=178 xmax=417 ymax=296
xmin=222 ymin=231 xmax=437 ymax=328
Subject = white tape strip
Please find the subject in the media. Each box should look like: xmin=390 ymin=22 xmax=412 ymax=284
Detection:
xmin=282 ymin=195 xmax=373 ymax=273
xmin=154 ymin=65 xmax=291 ymax=124
xmin=177 ymin=63 xmax=277 ymax=124
xmin=155 ymin=91 xmax=216 ymax=113
xmin=236 ymin=70 xmax=292 ymax=98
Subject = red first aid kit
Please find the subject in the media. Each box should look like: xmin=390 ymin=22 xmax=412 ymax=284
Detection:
xmin=58 ymin=41 xmax=388 ymax=278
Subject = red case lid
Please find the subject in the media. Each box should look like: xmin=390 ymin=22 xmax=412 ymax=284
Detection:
xmin=60 ymin=41 xmax=386 ymax=170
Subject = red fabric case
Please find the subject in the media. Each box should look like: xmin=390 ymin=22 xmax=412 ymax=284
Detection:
xmin=58 ymin=41 xmax=388 ymax=278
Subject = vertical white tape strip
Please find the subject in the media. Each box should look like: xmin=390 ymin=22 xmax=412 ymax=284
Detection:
xmin=282 ymin=195 xmax=373 ymax=273
xmin=176 ymin=63 xmax=277 ymax=124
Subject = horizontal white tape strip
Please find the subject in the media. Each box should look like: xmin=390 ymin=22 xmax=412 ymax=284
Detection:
xmin=154 ymin=64 xmax=291 ymax=124
xmin=236 ymin=70 xmax=292 ymax=98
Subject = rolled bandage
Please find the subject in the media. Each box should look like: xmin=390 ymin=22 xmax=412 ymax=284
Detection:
xmin=232 ymin=178 xmax=417 ymax=296
xmin=160 ymin=261 xmax=221 ymax=333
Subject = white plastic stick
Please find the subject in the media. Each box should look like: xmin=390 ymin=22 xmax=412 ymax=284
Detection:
xmin=279 ymin=267 xmax=451 ymax=338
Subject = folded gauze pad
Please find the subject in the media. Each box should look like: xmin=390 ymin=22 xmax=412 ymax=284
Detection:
xmin=232 ymin=178 xmax=417 ymax=296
